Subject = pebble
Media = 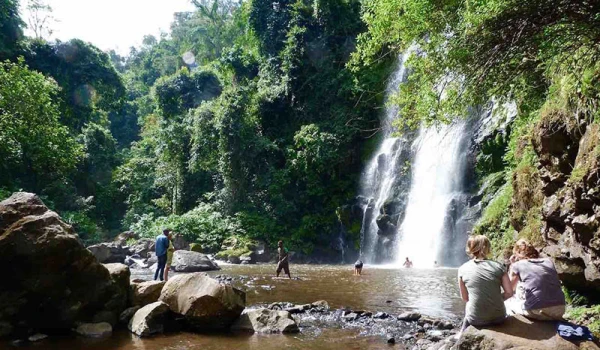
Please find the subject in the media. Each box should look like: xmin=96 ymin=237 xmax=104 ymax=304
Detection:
xmin=373 ymin=312 xmax=389 ymax=319
xmin=343 ymin=312 xmax=359 ymax=321
xmin=28 ymin=333 xmax=48 ymax=342
xmin=427 ymin=330 xmax=444 ymax=342
xmin=387 ymin=336 xmax=396 ymax=344
xmin=398 ymin=312 xmax=421 ymax=321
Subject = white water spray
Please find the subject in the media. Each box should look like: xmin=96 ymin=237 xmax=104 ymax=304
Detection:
xmin=395 ymin=121 xmax=470 ymax=267
xmin=359 ymin=48 xmax=475 ymax=266
xmin=358 ymin=51 xmax=413 ymax=262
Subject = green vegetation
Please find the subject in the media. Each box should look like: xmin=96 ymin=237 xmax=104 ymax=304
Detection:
xmin=349 ymin=0 xmax=600 ymax=255
xmin=2 ymin=0 xmax=600 ymax=262
xmin=0 ymin=0 xmax=390 ymax=254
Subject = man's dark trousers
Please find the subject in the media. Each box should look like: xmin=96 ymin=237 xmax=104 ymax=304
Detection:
xmin=154 ymin=254 xmax=167 ymax=281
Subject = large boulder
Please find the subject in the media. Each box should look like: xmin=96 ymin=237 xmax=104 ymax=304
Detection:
xmin=0 ymin=193 xmax=128 ymax=335
xmin=131 ymin=280 xmax=165 ymax=307
xmin=172 ymin=234 xmax=189 ymax=250
xmin=159 ymin=273 xmax=245 ymax=331
xmin=88 ymin=242 xmax=131 ymax=264
xmin=113 ymin=231 xmax=137 ymax=246
xmin=128 ymin=301 xmax=170 ymax=337
xmin=129 ymin=238 xmax=155 ymax=259
xmin=100 ymin=263 xmax=131 ymax=324
xmin=455 ymin=315 xmax=599 ymax=350
xmin=231 ymin=308 xmax=299 ymax=333
xmin=170 ymin=250 xmax=220 ymax=272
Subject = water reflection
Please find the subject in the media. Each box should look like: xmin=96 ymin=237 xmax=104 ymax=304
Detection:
xmin=11 ymin=264 xmax=464 ymax=350
xmin=203 ymin=264 xmax=464 ymax=321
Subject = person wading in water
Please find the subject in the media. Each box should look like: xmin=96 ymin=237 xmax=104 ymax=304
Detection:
xmin=276 ymin=240 xmax=291 ymax=279
xmin=354 ymin=258 xmax=364 ymax=276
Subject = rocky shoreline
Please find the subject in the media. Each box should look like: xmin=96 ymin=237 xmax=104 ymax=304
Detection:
xmin=1 ymin=193 xmax=599 ymax=350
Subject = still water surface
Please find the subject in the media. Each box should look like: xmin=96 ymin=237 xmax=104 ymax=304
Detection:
xmin=13 ymin=264 xmax=464 ymax=350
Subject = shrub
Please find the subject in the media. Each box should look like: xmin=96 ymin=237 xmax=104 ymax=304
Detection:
xmin=130 ymin=202 xmax=245 ymax=253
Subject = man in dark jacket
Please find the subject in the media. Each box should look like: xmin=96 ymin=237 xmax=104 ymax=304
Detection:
xmin=154 ymin=229 xmax=171 ymax=281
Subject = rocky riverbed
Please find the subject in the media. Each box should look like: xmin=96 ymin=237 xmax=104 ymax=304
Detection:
xmin=1 ymin=192 xmax=599 ymax=350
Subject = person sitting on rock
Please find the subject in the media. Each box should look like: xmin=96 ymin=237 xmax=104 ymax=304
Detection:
xmin=154 ymin=228 xmax=171 ymax=281
xmin=276 ymin=240 xmax=291 ymax=279
xmin=403 ymin=257 xmax=413 ymax=268
xmin=164 ymin=231 xmax=175 ymax=282
xmin=505 ymin=239 xmax=565 ymax=321
xmin=457 ymin=235 xmax=513 ymax=338
xmin=354 ymin=258 xmax=364 ymax=275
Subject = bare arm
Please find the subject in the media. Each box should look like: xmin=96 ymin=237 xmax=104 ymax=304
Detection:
xmin=501 ymin=272 xmax=513 ymax=300
xmin=509 ymin=270 xmax=519 ymax=293
xmin=459 ymin=276 xmax=469 ymax=302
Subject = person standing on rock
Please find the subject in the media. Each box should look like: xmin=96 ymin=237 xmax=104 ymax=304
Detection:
xmin=164 ymin=232 xmax=176 ymax=281
xmin=505 ymin=239 xmax=565 ymax=320
xmin=456 ymin=235 xmax=513 ymax=339
xmin=276 ymin=240 xmax=291 ymax=279
xmin=154 ymin=229 xmax=171 ymax=281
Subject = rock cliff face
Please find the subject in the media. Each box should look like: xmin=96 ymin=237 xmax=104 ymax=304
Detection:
xmin=0 ymin=193 xmax=128 ymax=336
xmin=532 ymin=117 xmax=600 ymax=300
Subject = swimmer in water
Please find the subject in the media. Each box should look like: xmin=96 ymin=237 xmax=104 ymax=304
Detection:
xmin=403 ymin=257 xmax=413 ymax=268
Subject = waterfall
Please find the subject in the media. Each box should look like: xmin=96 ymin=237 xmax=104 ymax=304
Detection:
xmin=395 ymin=121 xmax=472 ymax=267
xmin=358 ymin=50 xmax=476 ymax=266
xmin=358 ymin=52 xmax=413 ymax=263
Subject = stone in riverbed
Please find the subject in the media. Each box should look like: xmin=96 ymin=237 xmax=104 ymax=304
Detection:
xmin=75 ymin=322 xmax=112 ymax=338
xmin=128 ymin=238 xmax=155 ymax=259
xmin=311 ymin=300 xmax=329 ymax=310
xmin=373 ymin=312 xmax=389 ymax=319
xmin=0 ymin=193 xmax=129 ymax=335
xmin=170 ymin=250 xmax=220 ymax=272
xmin=131 ymin=280 xmax=165 ymax=307
xmin=27 ymin=333 xmax=48 ymax=342
xmin=119 ymin=307 xmax=140 ymax=325
xmin=88 ymin=242 xmax=131 ymax=264
xmin=159 ymin=273 xmax=245 ymax=331
xmin=398 ymin=312 xmax=421 ymax=321
xmin=343 ymin=312 xmax=359 ymax=321
xmin=128 ymin=301 xmax=170 ymax=337
xmin=103 ymin=263 xmax=131 ymax=312
xmin=231 ymin=308 xmax=299 ymax=334
xmin=91 ymin=310 xmax=118 ymax=326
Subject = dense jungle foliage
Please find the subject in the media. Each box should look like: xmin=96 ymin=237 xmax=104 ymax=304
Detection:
xmin=0 ymin=0 xmax=391 ymax=256
xmin=1 ymin=0 xmax=600 ymax=262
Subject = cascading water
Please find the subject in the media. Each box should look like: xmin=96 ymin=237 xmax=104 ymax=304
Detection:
xmin=395 ymin=121 xmax=472 ymax=267
xmin=358 ymin=50 xmax=480 ymax=267
xmin=358 ymin=52 xmax=413 ymax=263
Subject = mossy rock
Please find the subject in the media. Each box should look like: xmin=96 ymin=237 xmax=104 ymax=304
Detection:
xmin=190 ymin=243 xmax=203 ymax=253
xmin=215 ymin=248 xmax=252 ymax=260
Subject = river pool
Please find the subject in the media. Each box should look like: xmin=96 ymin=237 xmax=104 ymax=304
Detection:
xmin=10 ymin=264 xmax=464 ymax=349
